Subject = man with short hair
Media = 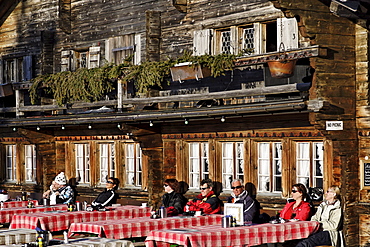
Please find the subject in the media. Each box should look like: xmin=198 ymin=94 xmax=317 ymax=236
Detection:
xmin=227 ymin=179 xmax=260 ymax=223
xmin=185 ymin=179 xmax=221 ymax=214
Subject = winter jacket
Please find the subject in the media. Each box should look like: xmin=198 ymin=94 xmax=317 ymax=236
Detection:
xmin=162 ymin=191 xmax=187 ymax=216
xmin=311 ymin=200 xmax=343 ymax=247
xmin=185 ymin=190 xmax=221 ymax=214
xmin=227 ymin=190 xmax=260 ymax=223
xmin=92 ymin=189 xmax=118 ymax=207
xmin=55 ymin=185 xmax=74 ymax=204
xmin=280 ymin=201 xmax=312 ymax=221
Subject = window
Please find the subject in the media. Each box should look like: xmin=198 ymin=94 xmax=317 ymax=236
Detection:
xmin=296 ymin=142 xmax=324 ymax=188
xmin=5 ymin=145 xmax=16 ymax=181
xmin=99 ymin=143 xmax=115 ymax=184
xmin=188 ymin=142 xmax=209 ymax=189
xmin=257 ymin=142 xmax=282 ymax=193
xmin=222 ymin=142 xmax=244 ymax=189
xmin=0 ymin=55 xmax=32 ymax=83
xmin=61 ymin=47 xmax=100 ymax=71
xmin=105 ymin=34 xmax=141 ymax=65
xmin=75 ymin=144 xmax=90 ymax=184
xmin=193 ymin=18 xmax=298 ymax=56
xmin=125 ymin=143 xmax=142 ymax=186
xmin=25 ymin=145 xmax=36 ymax=182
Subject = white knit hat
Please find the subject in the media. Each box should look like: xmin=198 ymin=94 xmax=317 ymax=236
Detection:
xmin=54 ymin=172 xmax=67 ymax=185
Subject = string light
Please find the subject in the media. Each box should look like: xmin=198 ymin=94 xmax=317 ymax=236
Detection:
xmin=184 ymin=119 xmax=189 ymax=125
xmin=36 ymin=126 xmax=40 ymax=131
xmin=117 ymin=123 xmax=121 ymax=128
xmin=221 ymin=116 xmax=226 ymax=122
xmin=149 ymin=121 xmax=154 ymax=127
xmin=88 ymin=124 xmax=92 ymax=129
xmin=61 ymin=125 xmax=65 ymax=130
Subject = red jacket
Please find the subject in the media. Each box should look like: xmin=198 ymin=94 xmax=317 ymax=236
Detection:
xmin=185 ymin=191 xmax=221 ymax=214
xmin=280 ymin=201 xmax=312 ymax=221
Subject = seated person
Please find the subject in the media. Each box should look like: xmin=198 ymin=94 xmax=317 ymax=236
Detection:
xmin=43 ymin=172 xmax=74 ymax=205
xmin=280 ymin=183 xmax=312 ymax=221
xmin=296 ymin=185 xmax=343 ymax=247
xmin=91 ymin=177 xmax=119 ymax=207
xmin=227 ymin=179 xmax=260 ymax=224
xmin=162 ymin=178 xmax=187 ymax=216
xmin=184 ymin=179 xmax=221 ymax=214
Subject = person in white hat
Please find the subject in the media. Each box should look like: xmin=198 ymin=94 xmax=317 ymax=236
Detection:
xmin=43 ymin=172 xmax=74 ymax=205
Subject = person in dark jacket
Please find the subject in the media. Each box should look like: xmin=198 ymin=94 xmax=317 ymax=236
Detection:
xmin=91 ymin=177 xmax=119 ymax=207
xmin=162 ymin=179 xmax=187 ymax=216
xmin=227 ymin=179 xmax=260 ymax=223
xmin=185 ymin=179 xmax=221 ymax=215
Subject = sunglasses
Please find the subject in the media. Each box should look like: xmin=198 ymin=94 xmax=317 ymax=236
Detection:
xmin=107 ymin=181 xmax=114 ymax=184
xmin=291 ymin=190 xmax=299 ymax=193
xmin=163 ymin=184 xmax=169 ymax=187
xmin=231 ymin=185 xmax=243 ymax=189
xmin=200 ymin=187 xmax=210 ymax=190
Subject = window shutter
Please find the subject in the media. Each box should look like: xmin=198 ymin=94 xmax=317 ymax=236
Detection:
xmin=134 ymin=34 xmax=141 ymax=65
xmin=23 ymin=55 xmax=32 ymax=81
xmin=61 ymin=50 xmax=71 ymax=72
xmin=88 ymin=46 xmax=101 ymax=68
xmin=193 ymin=29 xmax=212 ymax=56
xmin=0 ymin=60 xmax=3 ymax=84
xmin=277 ymin=17 xmax=298 ymax=51
xmin=105 ymin=38 xmax=114 ymax=64
xmin=253 ymin=23 xmax=262 ymax=54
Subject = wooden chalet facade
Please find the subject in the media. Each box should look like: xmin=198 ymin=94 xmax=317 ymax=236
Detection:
xmin=0 ymin=0 xmax=370 ymax=245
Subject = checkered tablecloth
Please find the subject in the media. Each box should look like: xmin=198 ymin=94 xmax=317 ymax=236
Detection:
xmin=145 ymin=220 xmax=321 ymax=247
xmin=2 ymin=200 xmax=39 ymax=208
xmin=9 ymin=205 xmax=150 ymax=232
xmin=68 ymin=214 xmax=223 ymax=239
xmin=0 ymin=204 xmax=67 ymax=224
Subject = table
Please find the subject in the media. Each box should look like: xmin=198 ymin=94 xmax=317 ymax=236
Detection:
xmin=0 ymin=228 xmax=37 ymax=245
xmin=0 ymin=237 xmax=135 ymax=247
xmin=2 ymin=200 xmax=39 ymax=208
xmin=68 ymin=214 xmax=223 ymax=239
xmin=9 ymin=205 xmax=151 ymax=232
xmin=0 ymin=204 xmax=67 ymax=224
xmin=145 ymin=220 xmax=320 ymax=247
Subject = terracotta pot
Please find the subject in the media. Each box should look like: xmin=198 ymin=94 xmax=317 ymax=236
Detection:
xmin=267 ymin=59 xmax=297 ymax=79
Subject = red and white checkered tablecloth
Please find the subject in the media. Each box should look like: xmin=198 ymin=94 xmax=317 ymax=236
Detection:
xmin=145 ymin=220 xmax=320 ymax=247
xmin=9 ymin=205 xmax=150 ymax=232
xmin=68 ymin=214 xmax=223 ymax=239
xmin=0 ymin=204 xmax=67 ymax=224
xmin=2 ymin=200 xmax=39 ymax=208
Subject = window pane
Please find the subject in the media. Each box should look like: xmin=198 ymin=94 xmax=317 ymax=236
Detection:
xmin=6 ymin=145 xmax=16 ymax=181
xmin=189 ymin=143 xmax=208 ymax=189
xmin=25 ymin=145 xmax=36 ymax=182
xmin=221 ymin=30 xmax=231 ymax=54
xmin=273 ymin=143 xmax=282 ymax=192
xmin=258 ymin=143 xmax=270 ymax=192
xmin=75 ymin=144 xmax=90 ymax=184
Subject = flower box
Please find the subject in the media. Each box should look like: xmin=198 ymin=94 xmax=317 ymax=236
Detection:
xmin=170 ymin=62 xmax=211 ymax=82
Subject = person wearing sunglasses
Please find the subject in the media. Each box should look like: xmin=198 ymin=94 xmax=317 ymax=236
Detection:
xmin=184 ymin=179 xmax=221 ymax=215
xmin=279 ymin=183 xmax=312 ymax=221
xmin=162 ymin=179 xmax=187 ymax=216
xmin=227 ymin=179 xmax=260 ymax=224
xmin=91 ymin=177 xmax=119 ymax=207
xmin=296 ymin=185 xmax=343 ymax=247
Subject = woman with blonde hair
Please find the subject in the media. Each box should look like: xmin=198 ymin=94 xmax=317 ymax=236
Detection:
xmin=296 ymin=185 xmax=343 ymax=247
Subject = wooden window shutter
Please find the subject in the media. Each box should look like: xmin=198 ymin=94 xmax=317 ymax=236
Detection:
xmin=277 ymin=17 xmax=298 ymax=51
xmin=253 ymin=23 xmax=262 ymax=54
xmin=134 ymin=34 xmax=141 ymax=65
xmin=23 ymin=55 xmax=32 ymax=81
xmin=88 ymin=46 xmax=101 ymax=68
xmin=193 ymin=29 xmax=212 ymax=56
xmin=0 ymin=60 xmax=3 ymax=84
xmin=105 ymin=38 xmax=114 ymax=64
xmin=61 ymin=50 xmax=71 ymax=71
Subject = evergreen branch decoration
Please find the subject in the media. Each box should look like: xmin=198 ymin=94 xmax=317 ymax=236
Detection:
xmin=29 ymin=52 xmax=239 ymax=106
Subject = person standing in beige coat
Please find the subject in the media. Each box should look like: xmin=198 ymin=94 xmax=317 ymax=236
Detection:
xmin=296 ymin=185 xmax=344 ymax=247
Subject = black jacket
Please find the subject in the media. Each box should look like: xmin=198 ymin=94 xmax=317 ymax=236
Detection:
xmin=92 ymin=189 xmax=118 ymax=207
xmin=162 ymin=191 xmax=187 ymax=215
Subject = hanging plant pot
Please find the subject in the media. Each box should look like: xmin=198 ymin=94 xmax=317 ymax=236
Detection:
xmin=267 ymin=59 xmax=297 ymax=79
xmin=170 ymin=62 xmax=211 ymax=82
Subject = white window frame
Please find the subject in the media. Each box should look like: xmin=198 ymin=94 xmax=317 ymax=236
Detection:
xmin=99 ymin=143 xmax=115 ymax=184
xmin=125 ymin=143 xmax=142 ymax=187
xmin=296 ymin=142 xmax=324 ymax=188
xmin=25 ymin=145 xmax=37 ymax=183
xmin=5 ymin=145 xmax=16 ymax=182
xmin=188 ymin=142 xmax=209 ymax=189
xmin=222 ymin=142 xmax=244 ymax=190
xmin=257 ymin=142 xmax=282 ymax=193
xmin=75 ymin=143 xmax=90 ymax=184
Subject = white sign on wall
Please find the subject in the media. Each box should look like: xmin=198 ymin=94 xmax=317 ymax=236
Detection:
xmin=326 ymin=121 xmax=343 ymax=130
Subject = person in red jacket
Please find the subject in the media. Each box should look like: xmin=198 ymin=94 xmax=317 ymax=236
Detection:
xmin=185 ymin=179 xmax=221 ymax=215
xmin=279 ymin=183 xmax=312 ymax=221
